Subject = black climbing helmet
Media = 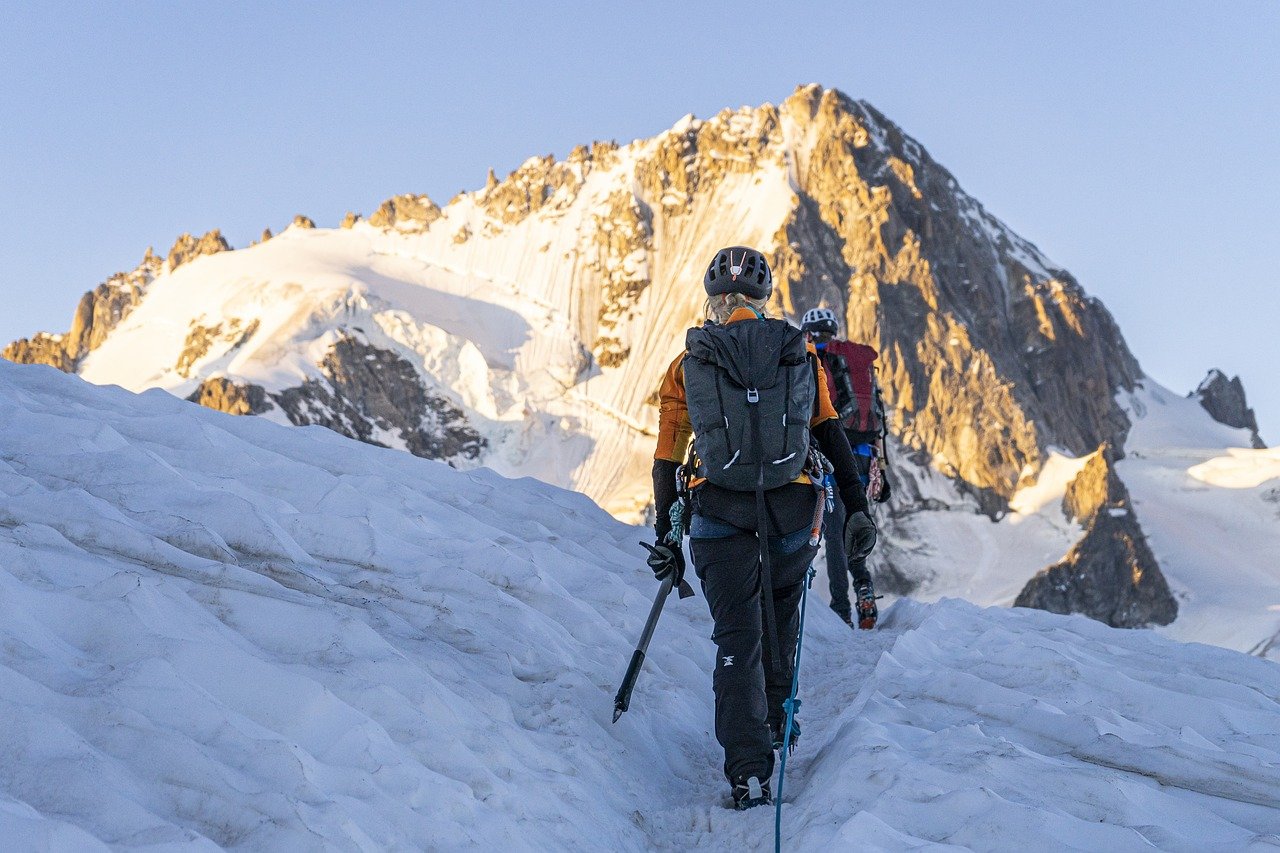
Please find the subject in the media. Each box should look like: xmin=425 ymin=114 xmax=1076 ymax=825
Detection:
xmin=703 ymin=246 xmax=773 ymax=300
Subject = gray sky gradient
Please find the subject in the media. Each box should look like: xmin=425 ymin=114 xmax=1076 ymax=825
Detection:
xmin=3 ymin=2 xmax=1276 ymax=437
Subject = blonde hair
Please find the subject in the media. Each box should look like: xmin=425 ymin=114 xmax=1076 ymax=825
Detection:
xmin=704 ymin=292 xmax=770 ymax=325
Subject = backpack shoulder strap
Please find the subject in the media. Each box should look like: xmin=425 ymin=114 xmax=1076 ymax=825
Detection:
xmin=809 ymin=350 xmax=823 ymax=419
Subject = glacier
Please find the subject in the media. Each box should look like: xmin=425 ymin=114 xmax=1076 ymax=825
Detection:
xmin=2 ymin=360 xmax=1278 ymax=850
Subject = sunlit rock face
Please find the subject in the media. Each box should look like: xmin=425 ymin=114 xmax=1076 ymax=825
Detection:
xmin=368 ymin=194 xmax=442 ymax=232
xmin=187 ymin=375 xmax=273 ymax=416
xmin=770 ymin=87 xmax=1140 ymax=512
xmin=168 ymin=229 xmax=231 ymax=270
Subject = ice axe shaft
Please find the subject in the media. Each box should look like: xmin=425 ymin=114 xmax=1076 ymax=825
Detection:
xmin=612 ymin=574 xmax=674 ymax=723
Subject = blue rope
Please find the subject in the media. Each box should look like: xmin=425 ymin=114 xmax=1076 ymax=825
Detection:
xmin=774 ymin=565 xmax=816 ymax=852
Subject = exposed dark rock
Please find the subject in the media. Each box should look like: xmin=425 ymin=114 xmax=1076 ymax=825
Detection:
xmin=1017 ymin=447 xmax=1176 ymax=627
xmin=1192 ymin=370 xmax=1265 ymax=448
xmin=187 ymin=377 xmax=274 ymax=415
xmin=1015 ymin=510 xmax=1176 ymax=627
xmin=340 ymin=211 xmax=361 ymax=229
xmin=291 ymin=215 xmax=316 ymax=230
xmin=168 ymin=230 xmax=231 ymax=270
xmin=271 ymin=379 xmax=382 ymax=445
xmin=271 ymin=334 xmax=486 ymax=464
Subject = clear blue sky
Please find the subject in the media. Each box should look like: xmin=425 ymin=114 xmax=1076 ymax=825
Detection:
xmin=3 ymin=2 xmax=1277 ymax=437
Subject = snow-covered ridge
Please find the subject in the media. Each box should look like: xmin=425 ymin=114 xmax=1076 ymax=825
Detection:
xmin=2 ymin=362 xmax=1278 ymax=849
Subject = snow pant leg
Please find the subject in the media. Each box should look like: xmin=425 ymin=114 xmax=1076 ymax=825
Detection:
xmin=824 ymin=491 xmax=850 ymax=619
xmin=691 ymin=531 xmax=773 ymax=783
xmin=764 ymin=535 xmax=819 ymax=731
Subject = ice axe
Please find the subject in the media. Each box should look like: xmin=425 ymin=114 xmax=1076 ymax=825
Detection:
xmin=612 ymin=547 xmax=693 ymax=724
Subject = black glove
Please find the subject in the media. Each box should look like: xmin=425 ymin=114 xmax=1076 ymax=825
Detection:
xmin=642 ymin=540 xmax=685 ymax=586
xmin=875 ymin=472 xmax=892 ymax=504
xmin=844 ymin=510 xmax=877 ymax=561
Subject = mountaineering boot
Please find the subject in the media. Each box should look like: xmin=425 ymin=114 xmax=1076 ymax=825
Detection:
xmin=771 ymin=718 xmax=801 ymax=754
xmin=855 ymin=579 xmax=880 ymax=630
xmin=732 ymin=775 xmax=772 ymax=810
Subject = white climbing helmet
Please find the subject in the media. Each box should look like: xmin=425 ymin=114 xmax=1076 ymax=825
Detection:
xmin=800 ymin=307 xmax=839 ymax=335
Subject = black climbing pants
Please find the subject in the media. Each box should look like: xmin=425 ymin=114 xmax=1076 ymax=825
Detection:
xmin=690 ymin=517 xmax=818 ymax=784
xmin=825 ymin=451 xmax=873 ymax=620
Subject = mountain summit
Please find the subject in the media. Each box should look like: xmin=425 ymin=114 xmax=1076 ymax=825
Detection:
xmin=5 ymin=85 xmax=1273 ymax=635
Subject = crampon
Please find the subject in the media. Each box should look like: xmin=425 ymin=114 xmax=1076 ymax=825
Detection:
xmin=855 ymin=581 xmax=882 ymax=630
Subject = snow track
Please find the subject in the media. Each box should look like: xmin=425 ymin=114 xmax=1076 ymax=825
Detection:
xmin=1 ymin=362 xmax=1278 ymax=850
xmin=647 ymin=599 xmax=1280 ymax=851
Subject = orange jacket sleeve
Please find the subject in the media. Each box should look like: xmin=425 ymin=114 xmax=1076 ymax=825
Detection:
xmin=654 ymin=353 xmax=692 ymax=463
xmin=809 ymin=343 xmax=839 ymax=425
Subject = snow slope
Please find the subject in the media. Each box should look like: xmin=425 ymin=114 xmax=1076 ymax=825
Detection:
xmin=2 ymin=361 xmax=1279 ymax=850
xmin=827 ymin=381 xmax=1280 ymax=662
xmin=76 ymin=147 xmax=798 ymax=520
xmin=1118 ymin=383 xmax=1280 ymax=660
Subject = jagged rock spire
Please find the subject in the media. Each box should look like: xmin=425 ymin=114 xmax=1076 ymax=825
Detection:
xmin=1192 ymin=369 xmax=1265 ymax=448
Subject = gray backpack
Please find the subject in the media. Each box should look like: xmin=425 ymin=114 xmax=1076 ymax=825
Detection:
xmin=683 ymin=319 xmax=815 ymax=492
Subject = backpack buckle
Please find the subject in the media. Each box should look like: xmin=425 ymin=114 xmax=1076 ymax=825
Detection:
xmin=746 ymin=388 xmax=759 ymax=404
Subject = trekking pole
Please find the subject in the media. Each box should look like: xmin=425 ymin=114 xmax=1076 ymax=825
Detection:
xmin=612 ymin=573 xmax=675 ymax=723
xmin=775 ymin=565 xmax=816 ymax=853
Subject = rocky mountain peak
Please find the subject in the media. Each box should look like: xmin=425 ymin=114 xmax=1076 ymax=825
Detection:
xmin=2 ymin=87 xmax=1196 ymax=633
xmin=751 ymin=85 xmax=1143 ymax=506
xmin=476 ymin=154 xmax=598 ymax=226
xmin=4 ymin=246 xmax=165 ymax=370
xmin=368 ymin=194 xmax=442 ymax=232
xmin=1192 ymin=369 xmax=1265 ymax=448
xmin=290 ymin=215 xmax=316 ymax=230
xmin=167 ymin=229 xmax=231 ymax=271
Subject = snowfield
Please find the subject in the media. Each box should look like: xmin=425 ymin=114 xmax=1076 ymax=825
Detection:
xmin=2 ymin=361 xmax=1279 ymax=850
xmin=1118 ymin=383 xmax=1280 ymax=660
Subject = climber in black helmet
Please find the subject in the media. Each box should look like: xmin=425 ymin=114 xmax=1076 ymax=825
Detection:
xmin=646 ymin=246 xmax=878 ymax=809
